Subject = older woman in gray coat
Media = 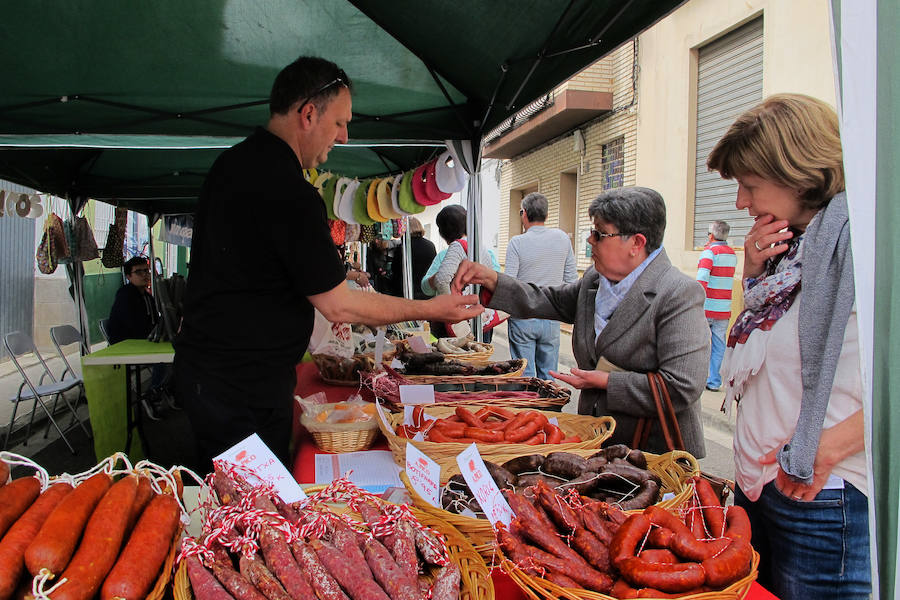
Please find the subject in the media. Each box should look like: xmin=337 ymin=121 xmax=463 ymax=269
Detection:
xmin=453 ymin=187 xmax=709 ymax=457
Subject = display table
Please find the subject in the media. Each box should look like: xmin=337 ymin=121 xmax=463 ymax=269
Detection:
xmin=81 ymin=339 xmax=174 ymax=461
xmin=291 ymin=363 xmax=779 ymax=600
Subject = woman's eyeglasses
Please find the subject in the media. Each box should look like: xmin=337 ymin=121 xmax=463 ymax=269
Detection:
xmin=589 ymin=229 xmax=634 ymax=242
xmin=296 ymin=70 xmax=348 ymax=113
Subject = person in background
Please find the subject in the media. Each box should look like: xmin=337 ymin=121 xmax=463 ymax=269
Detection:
xmin=175 ymin=56 xmax=481 ymax=470
xmin=425 ymin=204 xmax=500 ymax=341
xmin=505 ymin=192 xmax=577 ymax=380
xmin=709 ymin=93 xmax=868 ymax=600
xmin=366 ymin=237 xmax=398 ymax=293
xmin=695 ymin=219 xmax=736 ymax=391
xmin=390 ymin=217 xmax=436 ymax=299
xmin=452 ymin=187 xmax=708 ymax=458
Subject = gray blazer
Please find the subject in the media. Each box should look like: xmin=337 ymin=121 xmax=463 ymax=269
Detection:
xmin=488 ymin=249 xmax=709 ymax=458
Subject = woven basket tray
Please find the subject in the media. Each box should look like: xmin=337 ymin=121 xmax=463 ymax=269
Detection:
xmin=400 ymin=449 xmax=700 ymax=557
xmin=309 ymin=426 xmax=381 ymax=452
xmin=381 ymin=376 xmax=572 ymax=412
xmin=379 ymin=405 xmax=615 ymax=472
xmin=497 ymin=545 xmax=759 ymax=600
xmin=435 ymin=344 xmax=495 ymax=365
xmin=174 ymin=488 xmax=495 ymax=600
xmin=401 ymin=358 xmax=527 ymax=383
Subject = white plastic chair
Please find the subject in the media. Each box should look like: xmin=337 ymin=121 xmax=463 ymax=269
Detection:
xmin=3 ymin=331 xmax=91 ymax=453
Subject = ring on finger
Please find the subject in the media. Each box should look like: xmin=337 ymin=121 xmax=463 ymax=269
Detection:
xmin=754 ymin=240 xmax=763 ymax=251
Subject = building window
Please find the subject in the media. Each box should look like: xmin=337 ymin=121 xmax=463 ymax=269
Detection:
xmin=601 ymin=137 xmax=625 ymax=190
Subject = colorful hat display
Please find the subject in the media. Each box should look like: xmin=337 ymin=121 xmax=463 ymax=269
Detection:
xmin=435 ymin=149 xmax=467 ymax=194
xmin=338 ymin=179 xmax=361 ymax=224
xmin=411 ymin=162 xmax=440 ymax=206
xmin=376 ymin=177 xmax=403 ymax=219
xmin=353 ymin=179 xmax=376 ymax=225
xmin=366 ymin=179 xmax=389 ymax=222
xmin=332 ymin=177 xmax=351 ymax=222
xmin=315 ymin=172 xmax=336 ymax=220
xmin=397 ymin=170 xmax=425 ymax=214
xmin=424 ymin=160 xmax=452 ymax=203
xmin=390 ymin=173 xmax=406 ymax=216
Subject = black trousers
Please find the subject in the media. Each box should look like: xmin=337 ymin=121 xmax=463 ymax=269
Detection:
xmin=174 ymin=357 xmax=294 ymax=474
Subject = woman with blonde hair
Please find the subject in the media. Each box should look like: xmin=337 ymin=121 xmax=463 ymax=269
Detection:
xmin=708 ymin=94 xmax=869 ymax=599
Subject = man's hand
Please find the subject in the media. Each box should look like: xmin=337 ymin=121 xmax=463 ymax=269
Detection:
xmin=428 ymin=293 xmax=484 ymax=323
xmin=549 ymin=368 xmax=609 ymax=390
xmin=451 ymin=260 xmax=498 ymax=295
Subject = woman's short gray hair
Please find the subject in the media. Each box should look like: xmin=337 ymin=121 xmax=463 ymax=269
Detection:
xmin=588 ymin=187 xmax=666 ymax=251
xmin=521 ymin=192 xmax=548 ymax=222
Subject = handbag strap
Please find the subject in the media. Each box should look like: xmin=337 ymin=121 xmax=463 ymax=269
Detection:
xmin=632 ymin=372 xmax=686 ymax=452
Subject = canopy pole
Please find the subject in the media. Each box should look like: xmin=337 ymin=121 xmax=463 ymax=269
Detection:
xmin=401 ymin=216 xmax=413 ymax=300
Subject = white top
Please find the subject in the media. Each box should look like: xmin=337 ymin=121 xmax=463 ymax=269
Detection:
xmin=505 ymin=226 xmax=577 ymax=287
xmin=731 ymin=297 xmax=866 ymax=500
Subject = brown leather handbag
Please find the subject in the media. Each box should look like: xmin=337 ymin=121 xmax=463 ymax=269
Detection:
xmin=632 ymin=372 xmax=733 ymax=504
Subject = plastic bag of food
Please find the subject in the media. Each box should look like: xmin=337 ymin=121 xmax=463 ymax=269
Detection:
xmin=298 ymin=395 xmax=378 ymax=432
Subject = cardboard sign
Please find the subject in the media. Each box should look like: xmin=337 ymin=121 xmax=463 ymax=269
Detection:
xmin=456 ymin=444 xmax=514 ymax=526
xmin=407 ymin=336 xmax=430 ymax=353
xmin=215 ymin=433 xmax=306 ymax=502
xmin=405 ymin=444 xmax=441 ymax=507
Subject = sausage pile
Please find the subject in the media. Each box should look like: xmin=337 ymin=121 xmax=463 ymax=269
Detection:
xmin=363 ymin=370 xmax=550 ymax=408
xmin=0 ymin=456 xmax=183 ymax=600
xmin=395 ymin=348 xmax=525 ymax=377
xmin=181 ymin=463 xmax=462 ymax=600
xmin=497 ymin=476 xmax=754 ymax=598
xmin=442 ymin=445 xmax=662 ymax=517
xmin=396 ymin=406 xmax=581 ymax=445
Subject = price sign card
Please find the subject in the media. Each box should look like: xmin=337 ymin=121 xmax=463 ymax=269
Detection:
xmin=456 ymin=443 xmax=514 ymax=526
xmin=375 ymin=400 xmax=393 ymax=430
xmin=407 ymin=336 xmax=430 ymax=353
xmin=405 ymin=444 xmax=441 ymax=507
xmin=215 ymin=433 xmax=306 ymax=502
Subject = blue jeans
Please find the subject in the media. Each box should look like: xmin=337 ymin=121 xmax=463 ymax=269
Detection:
xmin=507 ymin=318 xmax=560 ymax=380
xmin=735 ymin=481 xmax=871 ymax=600
xmin=707 ymin=317 xmax=728 ymax=388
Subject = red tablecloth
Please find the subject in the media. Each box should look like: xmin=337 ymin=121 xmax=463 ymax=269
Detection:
xmin=292 ymin=362 xmax=777 ymax=600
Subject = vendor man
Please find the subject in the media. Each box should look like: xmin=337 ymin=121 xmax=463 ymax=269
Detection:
xmin=174 ymin=56 xmax=481 ymax=470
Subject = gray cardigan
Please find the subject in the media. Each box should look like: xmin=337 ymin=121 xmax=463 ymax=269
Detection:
xmin=488 ymin=249 xmax=709 ymax=458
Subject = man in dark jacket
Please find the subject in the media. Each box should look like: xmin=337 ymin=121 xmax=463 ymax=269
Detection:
xmin=108 ymin=256 xmax=158 ymax=344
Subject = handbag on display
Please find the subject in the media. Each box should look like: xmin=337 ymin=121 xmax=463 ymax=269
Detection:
xmin=632 ymin=371 xmax=734 ymax=504
xmin=36 ymin=216 xmax=57 ymax=274
xmin=101 ymin=207 xmax=127 ymax=268
xmin=73 ymin=215 xmax=100 ymax=261
xmin=35 ymin=213 xmax=70 ymax=274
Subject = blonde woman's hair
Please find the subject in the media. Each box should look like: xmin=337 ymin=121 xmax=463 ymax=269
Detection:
xmin=408 ymin=216 xmax=425 ymax=237
xmin=707 ymin=93 xmax=844 ymax=210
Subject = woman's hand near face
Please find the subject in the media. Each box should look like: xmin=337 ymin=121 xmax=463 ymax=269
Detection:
xmin=743 ymin=214 xmax=794 ymax=278
xmin=451 ymin=259 xmax=498 ymax=294
xmin=549 ymin=368 xmax=610 ymax=390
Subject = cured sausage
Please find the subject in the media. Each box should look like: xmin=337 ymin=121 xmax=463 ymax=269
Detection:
xmin=454 ymin=407 xmax=485 ymax=428
xmin=701 ymin=539 xmax=753 ymax=588
xmin=512 ymin=536 xmax=613 ymax=593
xmin=290 ymin=539 xmax=349 ymax=600
xmin=212 ymin=464 xmax=243 ymax=506
xmin=390 ymin=519 xmax=420 ymax=583
xmin=0 ymin=482 xmax=72 ymax=600
xmin=413 ymin=527 xmax=447 ymax=566
xmin=363 ymin=537 xmax=420 ymax=600
xmin=430 ymin=564 xmax=461 ymax=600
xmin=608 ymin=514 xmax=652 ymax=568
xmin=545 ymin=571 xmax=579 ymax=589
xmin=328 ymin=519 xmax=372 ymax=578
xmin=210 ymin=556 xmax=267 ymax=600
xmin=185 ymin=555 xmax=235 ymax=600
xmin=504 ymin=416 xmax=542 ymax=443
xmin=617 ymin=480 xmax=660 ymax=511
xmin=0 ymin=477 xmax=41 ymax=539
xmin=580 ymin=506 xmax=614 ymax=545
xmin=610 ymin=578 xmax=641 ymax=599
xmin=617 ymin=557 xmax=706 ymax=593
xmin=463 ymin=427 xmax=503 ymax=443
xmin=51 ymin=474 xmax=139 ymax=600
xmin=123 ymin=475 xmax=154 ymax=534
xmin=100 ymin=493 xmax=181 ymax=600
xmin=542 ymin=453 xmax=589 ymax=480
xmin=723 ymin=505 xmax=752 ymax=543
xmin=0 ymin=459 xmax=8 ymax=487
xmin=25 ymin=471 xmax=111 ymax=577
xmin=310 ymin=539 xmax=389 ymax=600
xmin=256 ymin=523 xmax=314 ymax=600
xmin=693 ymin=477 xmax=725 ymax=537
xmin=238 ymin=555 xmax=291 ymax=600
xmin=638 ymin=549 xmax=679 ymax=564
xmin=644 ymin=506 xmax=728 ymax=562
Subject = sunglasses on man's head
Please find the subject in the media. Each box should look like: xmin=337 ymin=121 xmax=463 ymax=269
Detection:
xmin=297 ymin=69 xmax=349 ymax=113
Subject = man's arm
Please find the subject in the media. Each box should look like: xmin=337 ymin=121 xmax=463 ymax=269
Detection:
xmin=696 ymin=248 xmax=713 ymax=290
xmin=308 ymin=282 xmax=482 ymax=327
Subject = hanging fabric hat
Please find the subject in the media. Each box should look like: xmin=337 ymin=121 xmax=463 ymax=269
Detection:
xmin=359 ymin=223 xmax=376 ymax=243
xmin=344 ymin=223 xmax=360 ymax=243
xmin=390 ymin=173 xmax=406 ymax=216
xmin=397 ymin=170 xmax=425 ymax=214
xmin=328 ymin=219 xmax=346 ymax=245
xmin=411 ymin=162 xmax=441 ymax=206
xmin=339 ymin=179 xmax=362 ymax=224
xmin=435 ymin=150 xmax=467 ymax=194
xmin=366 ymin=179 xmax=389 ymax=222
xmin=393 ymin=217 xmax=406 ymax=237
xmin=376 ymin=177 xmax=403 ymax=219
xmin=353 ymin=180 xmax=376 ymax=225
xmin=424 ymin=159 xmax=452 ymax=203
xmin=316 ymin=172 xmax=336 ymax=219
xmin=333 ymin=177 xmax=351 ymax=221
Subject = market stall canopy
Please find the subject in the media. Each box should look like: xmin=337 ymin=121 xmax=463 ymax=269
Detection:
xmin=0 ymin=0 xmax=684 ymax=213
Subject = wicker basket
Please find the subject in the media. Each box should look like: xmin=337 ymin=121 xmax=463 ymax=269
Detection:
xmin=379 ymin=405 xmax=615 ymax=472
xmin=497 ymin=546 xmax=760 ymax=600
xmin=401 ymin=358 xmax=527 ymax=383
xmin=400 ymin=449 xmax=700 ymax=557
xmin=435 ymin=343 xmax=495 ymax=365
xmin=174 ymin=488 xmax=495 ymax=600
xmin=301 ymin=411 xmax=381 ymax=453
xmin=378 ymin=376 xmax=572 ymax=412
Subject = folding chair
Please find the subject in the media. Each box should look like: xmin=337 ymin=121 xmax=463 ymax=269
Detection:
xmin=3 ymin=331 xmax=91 ymax=453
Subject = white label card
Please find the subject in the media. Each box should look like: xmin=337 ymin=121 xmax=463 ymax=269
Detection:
xmin=408 ymin=336 xmax=430 ymax=353
xmin=400 ymin=385 xmax=435 ymax=405
xmin=456 ymin=444 xmax=514 ymax=526
xmin=375 ymin=400 xmax=393 ymax=430
xmin=215 ymin=433 xmax=307 ymax=502
xmin=405 ymin=444 xmax=441 ymax=507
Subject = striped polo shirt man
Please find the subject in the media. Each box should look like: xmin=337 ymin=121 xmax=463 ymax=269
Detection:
xmin=696 ymin=241 xmax=737 ymax=319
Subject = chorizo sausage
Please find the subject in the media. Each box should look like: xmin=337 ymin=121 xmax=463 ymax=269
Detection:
xmin=0 ymin=477 xmax=41 ymax=540
xmin=644 ymin=505 xmax=729 ymax=562
xmin=25 ymin=471 xmax=111 ymax=577
xmin=454 ymin=407 xmax=485 ymax=428
xmin=210 ymin=556 xmax=268 ymax=600
xmin=545 ymin=571 xmax=579 ymax=589
xmin=363 ymin=537 xmax=420 ymax=600
xmin=0 ymin=459 xmax=8 ymax=487
xmin=310 ymin=538 xmax=389 ymax=600
xmin=647 ymin=527 xmax=675 ymax=549
xmin=327 ymin=520 xmax=373 ymax=578
xmin=693 ymin=476 xmax=726 ymax=537
xmin=212 ymin=463 xmax=243 ymax=506
xmin=504 ymin=416 xmax=542 ymax=443
xmin=51 ymin=474 xmax=139 ymax=600
xmin=0 ymin=482 xmax=72 ymax=600
xmin=238 ymin=554 xmax=290 ymax=600
xmin=463 ymin=427 xmax=504 ymax=443
xmin=618 ymin=557 xmax=706 ymax=593
xmin=390 ymin=519 xmax=420 ymax=584
xmin=123 ymin=474 xmax=154 ymax=534
xmin=701 ymin=539 xmax=753 ymax=588
xmin=185 ymin=555 xmax=235 ymax=600
xmin=256 ymin=524 xmax=314 ymax=600
xmin=514 ymin=536 xmax=613 ymax=593
xmin=639 ymin=549 xmax=680 ymax=564
xmin=723 ymin=505 xmax=751 ymax=543
xmin=580 ymin=505 xmax=614 ymax=545
xmin=430 ymin=564 xmax=461 ymax=600
xmin=608 ymin=513 xmax=652 ymax=568
xmin=101 ymin=492 xmax=181 ymax=600
xmin=611 ymin=578 xmax=641 ymax=599
xmin=534 ymin=480 xmax=580 ymax=532
xmin=290 ymin=539 xmax=349 ymax=600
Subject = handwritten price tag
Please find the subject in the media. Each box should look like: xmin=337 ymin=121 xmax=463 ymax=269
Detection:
xmin=456 ymin=444 xmax=514 ymax=526
xmin=405 ymin=444 xmax=441 ymax=507
xmin=215 ymin=433 xmax=307 ymax=502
